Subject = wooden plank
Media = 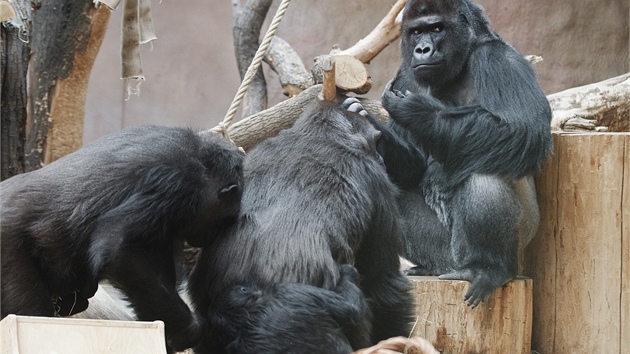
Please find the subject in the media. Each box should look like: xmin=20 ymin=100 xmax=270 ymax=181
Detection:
xmin=409 ymin=276 xmax=532 ymax=354
xmin=553 ymin=133 xmax=624 ymax=353
xmin=0 ymin=315 xmax=167 ymax=354
xmin=621 ymin=134 xmax=629 ymax=352
xmin=0 ymin=315 xmax=19 ymax=354
xmin=523 ymin=132 xmax=561 ymax=353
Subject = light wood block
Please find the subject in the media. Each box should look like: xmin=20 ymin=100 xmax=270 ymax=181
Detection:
xmin=0 ymin=315 xmax=167 ymax=354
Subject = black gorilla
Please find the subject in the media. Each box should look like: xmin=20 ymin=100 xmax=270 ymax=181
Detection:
xmin=188 ymin=100 xmax=414 ymax=353
xmin=345 ymin=0 xmax=552 ymax=308
xmin=0 ymin=126 xmax=244 ymax=351
xmin=211 ymin=264 xmax=371 ymax=354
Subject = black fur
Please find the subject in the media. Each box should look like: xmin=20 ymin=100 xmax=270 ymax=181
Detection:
xmin=188 ymin=101 xmax=414 ymax=353
xmin=211 ymin=264 xmax=371 ymax=354
xmin=0 ymin=125 xmax=244 ymax=351
xmin=345 ymin=0 xmax=552 ymax=307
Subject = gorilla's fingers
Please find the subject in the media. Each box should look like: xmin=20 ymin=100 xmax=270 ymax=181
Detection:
xmin=341 ymin=97 xmax=360 ymax=109
xmin=341 ymin=97 xmax=369 ymax=117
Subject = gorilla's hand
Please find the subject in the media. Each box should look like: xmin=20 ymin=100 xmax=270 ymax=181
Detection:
xmin=341 ymin=97 xmax=369 ymax=117
xmin=382 ymin=81 xmax=443 ymax=125
xmin=383 ymin=79 xmax=410 ymax=99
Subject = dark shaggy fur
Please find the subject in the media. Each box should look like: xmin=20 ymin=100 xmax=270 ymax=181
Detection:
xmin=345 ymin=0 xmax=552 ymax=307
xmin=211 ymin=264 xmax=371 ymax=354
xmin=188 ymin=101 xmax=414 ymax=353
xmin=0 ymin=125 xmax=244 ymax=351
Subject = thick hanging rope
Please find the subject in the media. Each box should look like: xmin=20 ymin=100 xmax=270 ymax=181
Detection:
xmin=212 ymin=0 xmax=293 ymax=140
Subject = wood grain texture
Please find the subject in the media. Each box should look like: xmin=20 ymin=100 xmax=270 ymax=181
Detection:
xmin=524 ymin=132 xmax=628 ymax=354
xmin=1 ymin=315 xmax=167 ymax=354
xmin=409 ymin=276 xmax=532 ymax=354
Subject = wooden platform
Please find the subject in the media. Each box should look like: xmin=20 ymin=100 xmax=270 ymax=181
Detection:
xmin=523 ymin=132 xmax=630 ymax=354
xmin=409 ymin=276 xmax=533 ymax=354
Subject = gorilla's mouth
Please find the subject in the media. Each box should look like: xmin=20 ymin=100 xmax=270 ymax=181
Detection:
xmin=413 ymin=62 xmax=442 ymax=69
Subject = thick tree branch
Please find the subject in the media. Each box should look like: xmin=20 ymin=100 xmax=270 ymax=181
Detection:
xmin=232 ymin=0 xmax=272 ymax=117
xmin=331 ymin=0 xmax=406 ymax=63
xmin=548 ymin=72 xmax=629 ymax=132
xmin=1 ymin=22 xmax=28 ymax=180
xmin=206 ymin=73 xmax=627 ymax=153
xmin=263 ymin=36 xmax=313 ymax=97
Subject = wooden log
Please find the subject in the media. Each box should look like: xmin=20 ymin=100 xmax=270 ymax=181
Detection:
xmin=215 ymin=72 xmax=626 ymax=153
xmin=214 ymin=84 xmax=322 ymax=151
xmin=548 ymin=72 xmax=630 ymax=132
xmin=204 ymin=86 xmax=390 ymax=152
xmin=313 ymin=55 xmax=373 ymax=95
xmin=622 ymin=136 xmax=630 ymax=352
xmin=523 ymin=132 xmax=629 ymax=354
xmin=318 ymin=55 xmax=336 ymax=101
xmin=409 ymin=276 xmax=533 ymax=354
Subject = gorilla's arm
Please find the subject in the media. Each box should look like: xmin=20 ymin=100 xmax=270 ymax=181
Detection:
xmin=384 ymin=40 xmax=552 ymax=185
xmin=342 ymin=98 xmax=427 ymax=189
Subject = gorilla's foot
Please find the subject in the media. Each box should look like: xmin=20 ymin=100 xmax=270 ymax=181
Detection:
xmin=439 ymin=268 xmax=512 ymax=308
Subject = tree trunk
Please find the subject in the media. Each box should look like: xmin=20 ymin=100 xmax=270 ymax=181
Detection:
xmin=232 ymin=0 xmax=272 ymax=118
xmin=1 ymin=21 xmax=29 ymax=180
xmin=23 ymin=0 xmax=110 ymax=170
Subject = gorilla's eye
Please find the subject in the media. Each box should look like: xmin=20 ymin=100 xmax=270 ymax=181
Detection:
xmin=432 ymin=25 xmax=443 ymax=32
xmin=412 ymin=29 xmax=420 ymax=35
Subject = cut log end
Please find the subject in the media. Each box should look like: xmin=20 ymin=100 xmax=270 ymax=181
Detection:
xmin=313 ymin=55 xmax=372 ymax=95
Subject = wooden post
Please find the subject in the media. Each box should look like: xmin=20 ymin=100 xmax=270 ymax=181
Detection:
xmin=318 ymin=55 xmax=336 ymax=101
xmin=409 ymin=276 xmax=533 ymax=354
xmin=523 ymin=132 xmax=630 ymax=354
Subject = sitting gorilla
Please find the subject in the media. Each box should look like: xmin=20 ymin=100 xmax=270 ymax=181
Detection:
xmin=211 ymin=264 xmax=371 ymax=354
xmin=1 ymin=125 xmax=244 ymax=351
xmin=188 ymin=100 xmax=414 ymax=353
xmin=345 ymin=0 xmax=552 ymax=308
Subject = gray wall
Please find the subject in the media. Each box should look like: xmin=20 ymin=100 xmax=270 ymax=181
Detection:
xmin=84 ymin=0 xmax=629 ymax=143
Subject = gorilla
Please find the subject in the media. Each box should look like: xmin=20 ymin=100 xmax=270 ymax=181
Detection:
xmin=211 ymin=264 xmax=371 ymax=354
xmin=188 ymin=100 xmax=414 ymax=353
xmin=345 ymin=0 xmax=552 ymax=307
xmin=0 ymin=125 xmax=244 ymax=351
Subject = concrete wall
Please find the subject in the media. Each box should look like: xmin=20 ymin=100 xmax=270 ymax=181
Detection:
xmin=84 ymin=0 xmax=629 ymax=143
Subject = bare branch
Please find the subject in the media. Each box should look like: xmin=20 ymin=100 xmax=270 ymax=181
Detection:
xmin=232 ymin=0 xmax=272 ymax=117
xmin=263 ymin=36 xmax=313 ymax=97
xmin=331 ymin=0 xmax=406 ymax=63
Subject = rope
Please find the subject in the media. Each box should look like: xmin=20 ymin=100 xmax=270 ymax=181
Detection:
xmin=212 ymin=0 xmax=293 ymax=140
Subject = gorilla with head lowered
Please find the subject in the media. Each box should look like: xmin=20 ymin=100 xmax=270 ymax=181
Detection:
xmin=345 ymin=0 xmax=552 ymax=307
xmin=1 ymin=126 xmax=244 ymax=351
xmin=188 ymin=101 xmax=414 ymax=353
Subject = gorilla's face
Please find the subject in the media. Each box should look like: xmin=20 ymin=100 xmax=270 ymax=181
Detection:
xmin=401 ymin=0 xmax=473 ymax=88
